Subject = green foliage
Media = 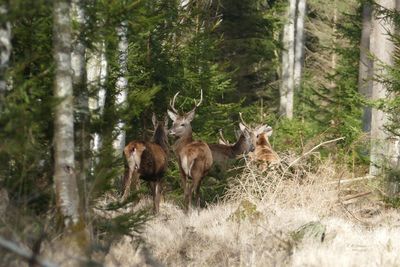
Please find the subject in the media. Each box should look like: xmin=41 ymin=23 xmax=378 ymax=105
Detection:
xmin=0 ymin=0 xmax=54 ymax=213
xmin=95 ymin=208 xmax=152 ymax=238
xmin=296 ymin=0 xmax=364 ymax=163
xmin=217 ymin=0 xmax=284 ymax=106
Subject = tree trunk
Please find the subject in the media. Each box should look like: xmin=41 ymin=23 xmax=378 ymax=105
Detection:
xmin=0 ymin=5 xmax=12 ymax=111
xmin=294 ymin=0 xmax=306 ymax=90
xmin=71 ymin=0 xmax=91 ymax=238
xmin=330 ymin=0 xmax=337 ymax=88
xmin=53 ymin=0 xmax=81 ymax=227
xmin=280 ymin=0 xmax=297 ymax=119
xmin=87 ymin=41 xmax=107 ymax=158
xmin=358 ymin=2 xmax=373 ymax=132
xmin=369 ymin=0 xmax=398 ymax=175
xmin=113 ymin=21 xmax=128 ymax=156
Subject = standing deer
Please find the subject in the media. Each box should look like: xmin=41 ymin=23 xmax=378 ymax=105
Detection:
xmin=122 ymin=113 xmax=169 ymax=213
xmin=208 ymin=122 xmax=255 ymax=174
xmin=168 ymin=90 xmax=213 ymax=212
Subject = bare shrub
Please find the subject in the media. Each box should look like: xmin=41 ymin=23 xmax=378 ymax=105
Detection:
xmin=224 ymin=151 xmax=341 ymax=215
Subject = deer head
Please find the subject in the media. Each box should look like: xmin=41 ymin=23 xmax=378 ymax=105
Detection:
xmin=239 ymin=112 xmax=273 ymax=148
xmin=151 ymin=113 xmax=169 ymax=152
xmin=254 ymin=125 xmax=273 ymax=146
xmin=167 ymin=90 xmax=203 ymax=137
xmin=152 ymin=113 xmax=168 ymax=133
xmin=237 ymin=122 xmax=255 ymax=153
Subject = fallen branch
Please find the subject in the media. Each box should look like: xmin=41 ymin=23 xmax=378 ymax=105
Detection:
xmin=289 ymin=137 xmax=345 ymax=168
xmin=341 ymin=191 xmax=372 ymax=203
xmin=328 ymin=175 xmax=375 ymax=185
xmin=0 ymin=236 xmax=57 ymax=267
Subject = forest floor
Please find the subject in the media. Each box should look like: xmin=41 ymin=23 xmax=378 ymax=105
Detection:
xmin=100 ymin=158 xmax=400 ymax=267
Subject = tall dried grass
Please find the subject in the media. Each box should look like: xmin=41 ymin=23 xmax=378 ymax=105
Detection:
xmin=102 ymin=148 xmax=400 ymax=267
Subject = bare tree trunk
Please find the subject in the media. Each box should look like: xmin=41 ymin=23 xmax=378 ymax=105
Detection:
xmin=87 ymin=41 xmax=107 ymax=160
xmin=280 ymin=0 xmax=297 ymax=119
xmin=369 ymin=0 xmax=398 ymax=175
xmin=53 ymin=0 xmax=81 ymax=227
xmin=294 ymin=0 xmax=306 ymax=90
xmin=330 ymin=0 xmax=337 ymax=88
xmin=0 ymin=5 xmax=12 ymax=111
xmin=358 ymin=2 xmax=373 ymax=132
xmin=71 ymin=0 xmax=92 ymax=241
xmin=113 ymin=21 xmax=128 ymax=156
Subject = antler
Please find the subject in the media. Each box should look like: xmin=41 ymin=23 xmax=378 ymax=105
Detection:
xmin=192 ymin=89 xmax=203 ymax=110
xmin=169 ymin=91 xmax=180 ymax=113
xmin=218 ymin=129 xmax=229 ymax=145
xmin=239 ymin=112 xmax=251 ymax=130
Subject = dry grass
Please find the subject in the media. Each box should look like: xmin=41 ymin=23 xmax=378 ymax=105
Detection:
xmin=102 ymin=153 xmax=400 ymax=267
xmin=28 ymin=149 xmax=400 ymax=266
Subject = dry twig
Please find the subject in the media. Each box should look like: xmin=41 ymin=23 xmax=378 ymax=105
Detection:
xmin=0 ymin=236 xmax=57 ymax=267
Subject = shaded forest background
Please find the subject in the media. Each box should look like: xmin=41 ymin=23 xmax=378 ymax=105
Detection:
xmin=1 ymin=0 xmax=400 ymax=265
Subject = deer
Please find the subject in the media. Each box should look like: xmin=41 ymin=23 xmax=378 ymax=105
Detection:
xmin=208 ymin=122 xmax=255 ymax=175
xmin=235 ymin=113 xmax=279 ymax=170
xmin=121 ymin=113 xmax=169 ymax=213
xmin=167 ymin=90 xmax=213 ymax=212
xmin=250 ymin=124 xmax=280 ymax=170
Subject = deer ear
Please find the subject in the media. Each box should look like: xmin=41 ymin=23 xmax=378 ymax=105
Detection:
xmin=265 ymin=127 xmax=273 ymax=137
xmin=239 ymin=122 xmax=246 ymax=132
xmin=164 ymin=114 xmax=168 ymax=126
xmin=186 ymin=109 xmax=196 ymax=122
xmin=152 ymin=113 xmax=157 ymax=128
xmin=167 ymin=110 xmax=177 ymax=122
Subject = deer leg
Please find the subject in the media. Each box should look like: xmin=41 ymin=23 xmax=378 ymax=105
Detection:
xmin=184 ymin=178 xmax=193 ymax=213
xmin=153 ymin=181 xmax=161 ymax=214
xmin=178 ymin=163 xmax=187 ymax=189
xmin=132 ymin=172 xmax=141 ymax=191
xmin=193 ymin=178 xmax=202 ymax=209
xmin=121 ymin=167 xmax=133 ymax=201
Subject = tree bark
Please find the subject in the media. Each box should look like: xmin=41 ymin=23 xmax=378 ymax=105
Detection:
xmin=0 ymin=5 xmax=12 ymax=111
xmin=87 ymin=41 xmax=107 ymax=158
xmin=330 ymin=0 xmax=337 ymax=88
xmin=369 ymin=0 xmax=398 ymax=175
xmin=294 ymin=0 xmax=306 ymax=90
xmin=280 ymin=0 xmax=297 ymax=119
xmin=71 ymin=0 xmax=91 ymax=237
xmin=53 ymin=0 xmax=81 ymax=227
xmin=113 ymin=21 xmax=128 ymax=156
xmin=358 ymin=2 xmax=373 ymax=132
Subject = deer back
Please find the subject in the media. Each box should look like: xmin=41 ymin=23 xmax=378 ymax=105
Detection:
xmin=168 ymin=90 xmax=213 ymax=178
xmin=209 ymin=123 xmax=255 ymax=165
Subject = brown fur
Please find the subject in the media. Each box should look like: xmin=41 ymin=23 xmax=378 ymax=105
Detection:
xmin=250 ymin=132 xmax=280 ymax=171
xmin=208 ymin=126 xmax=255 ymax=171
xmin=168 ymin=91 xmax=212 ymax=213
xmin=122 ymin=116 xmax=168 ymax=213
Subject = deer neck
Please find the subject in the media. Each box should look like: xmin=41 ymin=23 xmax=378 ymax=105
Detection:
xmin=257 ymin=135 xmax=271 ymax=147
xmin=153 ymin=126 xmax=169 ymax=153
xmin=232 ymin=134 xmax=247 ymax=156
xmin=172 ymin=129 xmax=193 ymax=155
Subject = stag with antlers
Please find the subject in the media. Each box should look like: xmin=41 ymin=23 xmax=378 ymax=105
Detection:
xmin=208 ymin=122 xmax=255 ymax=175
xmin=168 ymin=90 xmax=213 ymax=212
xmin=122 ymin=113 xmax=169 ymax=213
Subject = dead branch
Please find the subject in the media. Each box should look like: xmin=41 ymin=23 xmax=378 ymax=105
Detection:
xmin=0 ymin=236 xmax=58 ymax=267
xmin=289 ymin=137 xmax=345 ymax=168
xmin=341 ymin=191 xmax=372 ymax=203
xmin=327 ymin=175 xmax=375 ymax=185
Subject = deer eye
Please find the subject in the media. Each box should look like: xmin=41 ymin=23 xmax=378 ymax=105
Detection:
xmin=180 ymin=123 xmax=185 ymax=126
